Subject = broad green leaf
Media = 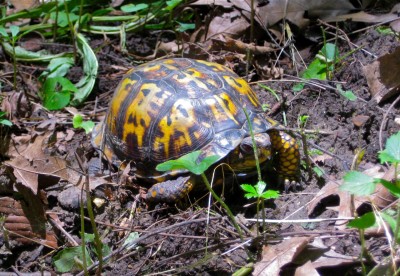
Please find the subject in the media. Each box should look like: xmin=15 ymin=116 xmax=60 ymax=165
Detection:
xmin=42 ymin=57 xmax=74 ymax=80
xmin=42 ymin=77 xmax=77 ymax=110
xmin=320 ymin=43 xmax=339 ymax=62
xmin=302 ymin=58 xmax=327 ymax=80
xmin=71 ymin=33 xmax=98 ymax=106
xmin=240 ymin=184 xmax=257 ymax=198
xmin=165 ymin=0 xmax=183 ymax=11
xmin=261 ymin=190 xmax=279 ymax=199
xmin=9 ymin=25 xmax=19 ymax=38
xmin=176 ymin=22 xmax=195 ymax=32
xmin=313 ymin=167 xmax=324 ymax=178
xmin=156 ymin=150 xmax=219 ymax=175
xmin=50 ymin=11 xmax=79 ymax=27
xmin=0 ymin=27 xmax=9 ymax=38
xmin=378 ymin=179 xmax=400 ymax=198
xmin=348 ymin=212 xmax=375 ymax=229
xmin=379 ymin=132 xmax=400 ymax=164
xmin=337 ymin=84 xmax=357 ymax=101
xmin=121 ymin=3 xmax=148 ymax=12
xmin=73 ymin=114 xmax=94 ymax=134
xmin=340 ymin=171 xmax=376 ymax=195
xmin=0 ymin=119 xmax=12 ymax=126
xmin=53 ymin=246 xmax=93 ymax=273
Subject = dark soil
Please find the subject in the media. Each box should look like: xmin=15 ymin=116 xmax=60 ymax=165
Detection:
xmin=0 ymin=22 xmax=399 ymax=275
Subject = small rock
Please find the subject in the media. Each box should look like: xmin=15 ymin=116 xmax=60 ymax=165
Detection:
xmin=352 ymin=115 xmax=370 ymax=127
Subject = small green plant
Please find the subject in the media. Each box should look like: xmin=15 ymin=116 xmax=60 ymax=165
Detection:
xmin=293 ymin=41 xmax=358 ymax=101
xmin=73 ymin=114 xmax=94 ymax=134
xmin=341 ymin=131 xmax=400 ymax=274
xmin=0 ymin=111 xmax=12 ymax=126
xmin=0 ymin=25 xmax=20 ymax=90
xmin=53 ymin=232 xmax=111 ymax=273
xmin=40 ymin=76 xmax=78 ymax=110
xmin=156 ymin=150 xmax=243 ymax=239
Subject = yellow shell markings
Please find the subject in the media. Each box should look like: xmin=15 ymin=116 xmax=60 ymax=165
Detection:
xmin=122 ymin=83 xmax=165 ymax=148
xmin=153 ymin=98 xmax=198 ymax=159
xmin=107 ymin=77 xmax=138 ymax=133
xmin=205 ymin=92 xmax=240 ymax=127
xmin=223 ymin=75 xmax=260 ymax=107
xmin=197 ymin=59 xmax=231 ymax=73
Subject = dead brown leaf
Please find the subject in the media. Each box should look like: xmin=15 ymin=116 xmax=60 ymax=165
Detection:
xmin=253 ymin=237 xmax=312 ymax=275
xmin=363 ymin=46 xmax=400 ymax=103
xmin=206 ymin=9 xmax=249 ymax=40
xmin=5 ymin=134 xmax=69 ymax=194
xmin=294 ymin=261 xmax=319 ymax=276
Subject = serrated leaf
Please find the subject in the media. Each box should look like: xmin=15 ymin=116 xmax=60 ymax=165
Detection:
xmin=379 ymin=132 xmax=400 ymax=164
xmin=340 ymin=171 xmax=376 ymax=195
xmin=348 ymin=212 xmax=375 ymax=229
xmin=261 ymin=190 xmax=279 ymax=199
xmin=240 ymin=184 xmax=257 ymax=195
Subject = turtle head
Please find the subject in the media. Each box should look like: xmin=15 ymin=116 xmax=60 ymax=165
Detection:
xmin=228 ymin=133 xmax=272 ymax=171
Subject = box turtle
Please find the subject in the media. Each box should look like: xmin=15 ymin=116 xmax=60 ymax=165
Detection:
xmin=92 ymin=58 xmax=300 ymax=203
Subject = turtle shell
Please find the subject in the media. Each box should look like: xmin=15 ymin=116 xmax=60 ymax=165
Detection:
xmin=92 ymin=58 xmax=274 ymax=177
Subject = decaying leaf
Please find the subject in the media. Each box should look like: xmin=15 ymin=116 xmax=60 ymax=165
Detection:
xmin=307 ymin=165 xmax=396 ymax=230
xmin=206 ymin=9 xmax=249 ymax=40
xmin=5 ymin=134 xmax=69 ymax=194
xmin=0 ymin=197 xmax=57 ymax=249
xmin=253 ymin=237 xmax=311 ymax=275
xmin=363 ymin=46 xmax=400 ymax=103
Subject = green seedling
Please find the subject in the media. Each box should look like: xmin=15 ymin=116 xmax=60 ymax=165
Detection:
xmin=73 ymin=114 xmax=94 ymax=134
xmin=156 ymin=150 xmax=243 ymax=239
xmin=336 ymin=84 xmax=357 ymax=101
xmin=53 ymin=232 xmax=111 ymax=273
xmin=0 ymin=111 xmax=12 ymax=126
xmin=341 ymin=131 xmax=400 ymax=274
xmin=41 ymin=77 xmax=78 ymax=110
xmin=241 ymin=181 xmax=279 ymax=200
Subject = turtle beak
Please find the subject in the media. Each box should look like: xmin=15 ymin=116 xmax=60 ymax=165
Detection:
xmin=240 ymin=134 xmax=272 ymax=163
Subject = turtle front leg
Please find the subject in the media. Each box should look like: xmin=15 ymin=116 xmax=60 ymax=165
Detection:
xmin=146 ymin=176 xmax=194 ymax=203
xmin=268 ymin=130 xmax=300 ymax=186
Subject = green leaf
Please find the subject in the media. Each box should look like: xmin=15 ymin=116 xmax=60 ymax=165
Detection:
xmin=73 ymin=114 xmax=95 ymax=134
xmin=0 ymin=26 xmax=9 ymax=38
xmin=336 ymin=84 xmax=357 ymax=101
xmin=156 ymin=150 xmax=219 ymax=175
xmin=121 ymin=3 xmax=148 ymax=12
xmin=0 ymin=119 xmax=12 ymax=126
xmin=71 ymin=33 xmax=98 ymax=106
xmin=378 ymin=179 xmax=400 ymax=198
xmin=379 ymin=132 xmax=400 ymax=164
xmin=340 ymin=171 xmax=376 ymax=195
xmin=348 ymin=212 xmax=375 ymax=229
xmin=320 ymin=43 xmax=339 ymax=62
xmin=165 ymin=0 xmax=183 ymax=11
xmin=260 ymin=190 xmax=279 ymax=199
xmin=1 ymin=41 xmax=72 ymax=62
xmin=9 ymin=25 xmax=19 ymax=38
xmin=312 ymin=166 xmax=324 ymax=178
xmin=302 ymin=58 xmax=327 ymax=80
xmin=176 ymin=22 xmax=195 ymax=32
xmin=53 ymin=246 xmax=93 ymax=273
xmin=41 ymin=57 xmax=74 ymax=80
xmin=123 ymin=232 xmax=140 ymax=250
xmin=50 ymin=11 xmax=79 ymax=27
xmin=380 ymin=211 xmax=399 ymax=241
xmin=255 ymin=181 xmax=266 ymax=196
xmin=42 ymin=77 xmax=77 ymax=110
xmin=240 ymin=184 xmax=257 ymax=198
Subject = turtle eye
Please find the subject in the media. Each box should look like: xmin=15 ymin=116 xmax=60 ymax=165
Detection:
xmin=240 ymin=143 xmax=254 ymax=154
